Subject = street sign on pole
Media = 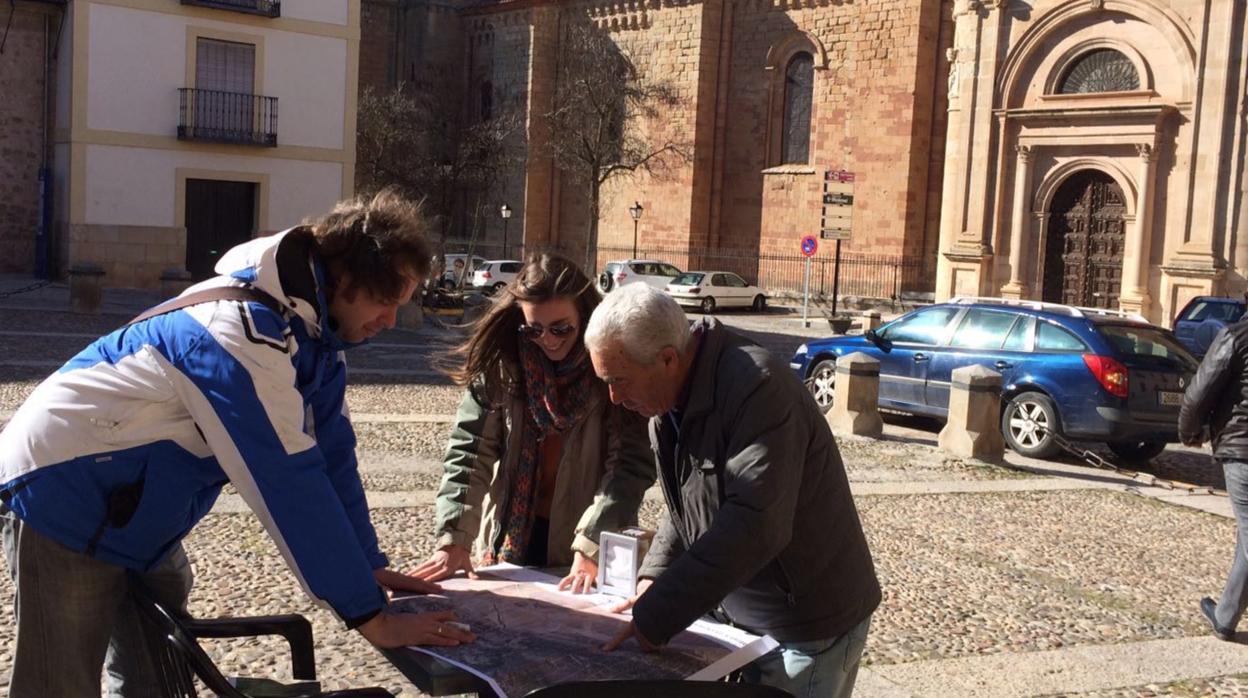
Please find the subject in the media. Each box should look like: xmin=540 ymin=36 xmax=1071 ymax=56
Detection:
xmin=821 ymin=169 xmax=855 ymax=316
xmin=800 ymin=235 xmax=816 ymax=326
xmin=800 ymin=235 xmax=818 ymax=257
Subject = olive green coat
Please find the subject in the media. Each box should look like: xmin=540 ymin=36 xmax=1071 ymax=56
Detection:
xmin=434 ymin=381 xmax=655 ymax=565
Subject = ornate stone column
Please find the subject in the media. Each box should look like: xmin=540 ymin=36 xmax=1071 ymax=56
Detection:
xmin=1119 ymin=143 xmax=1157 ymax=316
xmin=1002 ymin=144 xmax=1034 ymax=299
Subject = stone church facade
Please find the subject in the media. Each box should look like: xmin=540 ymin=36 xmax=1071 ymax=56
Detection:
xmin=937 ymin=0 xmax=1248 ymax=324
xmin=360 ymin=0 xmax=1248 ymax=318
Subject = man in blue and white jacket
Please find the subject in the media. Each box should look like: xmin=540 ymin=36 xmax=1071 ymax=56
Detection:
xmin=0 ymin=190 xmax=473 ymax=697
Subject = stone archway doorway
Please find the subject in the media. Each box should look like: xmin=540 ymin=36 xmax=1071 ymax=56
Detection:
xmin=1041 ymin=170 xmax=1127 ymax=309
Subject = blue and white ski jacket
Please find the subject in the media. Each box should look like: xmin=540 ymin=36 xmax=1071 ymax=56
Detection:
xmin=0 ymin=229 xmax=389 ymax=626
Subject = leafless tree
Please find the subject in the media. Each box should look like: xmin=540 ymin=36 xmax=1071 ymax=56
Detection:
xmin=546 ymin=22 xmax=690 ymax=272
xmin=357 ymin=82 xmax=522 ymax=271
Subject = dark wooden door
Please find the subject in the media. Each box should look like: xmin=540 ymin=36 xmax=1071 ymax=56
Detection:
xmin=1041 ymin=170 xmax=1126 ymax=309
xmin=185 ymin=179 xmax=256 ymax=280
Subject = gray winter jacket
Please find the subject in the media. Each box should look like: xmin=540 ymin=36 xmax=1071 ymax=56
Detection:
xmin=634 ymin=319 xmax=880 ymax=644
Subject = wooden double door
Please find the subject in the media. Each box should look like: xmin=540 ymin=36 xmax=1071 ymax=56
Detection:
xmin=1041 ymin=170 xmax=1126 ymax=309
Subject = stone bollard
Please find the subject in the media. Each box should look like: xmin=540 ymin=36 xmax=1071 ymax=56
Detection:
xmin=397 ymin=300 xmax=424 ymax=330
xmin=826 ymin=352 xmax=883 ymax=437
xmin=860 ymin=310 xmax=882 ymax=332
xmin=938 ymin=364 xmax=1005 ymax=461
xmin=160 ymin=268 xmax=194 ymax=299
xmin=68 ymin=262 xmax=105 ymax=314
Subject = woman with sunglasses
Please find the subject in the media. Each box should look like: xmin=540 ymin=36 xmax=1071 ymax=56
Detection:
xmin=412 ymin=253 xmax=655 ymax=592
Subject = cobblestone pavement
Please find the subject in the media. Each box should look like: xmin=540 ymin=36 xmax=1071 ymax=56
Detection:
xmin=0 ymin=282 xmax=1238 ymax=697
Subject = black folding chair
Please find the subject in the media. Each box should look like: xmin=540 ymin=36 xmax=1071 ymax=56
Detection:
xmin=523 ymin=679 xmax=795 ymax=698
xmin=130 ymin=583 xmax=393 ymax=697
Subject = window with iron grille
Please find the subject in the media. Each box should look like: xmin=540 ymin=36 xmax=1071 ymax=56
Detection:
xmin=180 ymin=38 xmax=276 ymax=146
xmin=181 ymin=0 xmax=280 ymax=18
xmin=1058 ymin=49 xmax=1140 ymax=94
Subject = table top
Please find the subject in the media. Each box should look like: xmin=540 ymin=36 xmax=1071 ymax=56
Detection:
xmin=379 ymin=645 xmax=497 ymax=697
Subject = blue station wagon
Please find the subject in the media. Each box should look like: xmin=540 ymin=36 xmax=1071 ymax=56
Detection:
xmin=791 ymin=298 xmax=1199 ymax=461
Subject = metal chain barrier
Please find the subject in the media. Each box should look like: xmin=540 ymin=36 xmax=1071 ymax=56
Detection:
xmin=1038 ymin=415 xmax=1218 ymax=495
xmin=0 ymin=279 xmax=52 ymax=301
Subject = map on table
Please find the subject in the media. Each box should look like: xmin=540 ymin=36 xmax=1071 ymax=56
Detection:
xmin=390 ymin=564 xmax=776 ymax=698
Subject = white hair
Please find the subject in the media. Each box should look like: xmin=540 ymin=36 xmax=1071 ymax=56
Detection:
xmin=585 ymin=283 xmax=691 ymax=364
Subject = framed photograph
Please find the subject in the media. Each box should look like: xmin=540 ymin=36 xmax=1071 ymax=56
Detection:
xmin=597 ymin=528 xmax=654 ymax=597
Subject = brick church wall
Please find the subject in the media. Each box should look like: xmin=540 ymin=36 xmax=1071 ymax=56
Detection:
xmin=0 ymin=8 xmax=53 ymax=275
xmin=719 ymin=0 xmax=946 ymax=264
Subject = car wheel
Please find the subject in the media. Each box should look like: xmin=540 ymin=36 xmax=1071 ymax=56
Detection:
xmin=598 ymin=272 xmax=614 ymax=293
xmin=1106 ymin=440 xmax=1167 ymax=464
xmin=700 ymin=296 xmax=716 ymax=314
xmin=806 ymin=360 xmax=836 ymax=414
xmin=1001 ymin=392 xmax=1062 ymax=458
xmin=439 ymin=278 xmax=454 ymax=290
xmin=752 ymin=295 xmax=767 ymax=312
xmin=492 ymin=282 xmax=507 ymax=294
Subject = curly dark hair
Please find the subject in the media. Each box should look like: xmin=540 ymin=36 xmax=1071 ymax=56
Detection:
xmin=311 ymin=187 xmax=432 ymax=302
xmin=451 ymin=252 xmax=599 ymax=403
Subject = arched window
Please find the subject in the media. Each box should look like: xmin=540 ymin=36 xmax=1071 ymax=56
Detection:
xmin=781 ymin=52 xmax=814 ymax=164
xmin=1058 ymin=49 xmax=1140 ymax=94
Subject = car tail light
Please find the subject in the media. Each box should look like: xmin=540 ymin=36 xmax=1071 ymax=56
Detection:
xmin=1082 ymin=354 xmax=1129 ymax=398
xmin=688 ymin=287 xmax=700 ymax=294
xmin=481 ymin=271 xmax=492 ymax=279
xmin=616 ymin=271 xmax=628 ymax=282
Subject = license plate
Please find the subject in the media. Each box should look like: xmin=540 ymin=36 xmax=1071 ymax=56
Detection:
xmin=1158 ymin=391 xmax=1183 ymax=407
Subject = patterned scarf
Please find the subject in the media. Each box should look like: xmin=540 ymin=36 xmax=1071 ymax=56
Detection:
xmin=492 ymin=339 xmax=596 ymax=563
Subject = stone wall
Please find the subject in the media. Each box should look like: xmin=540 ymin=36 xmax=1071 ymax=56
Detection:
xmin=69 ymin=224 xmax=186 ymax=290
xmin=720 ymin=0 xmax=946 ymax=262
xmin=0 ymin=7 xmax=54 ymax=275
xmin=385 ymin=0 xmax=951 ymax=282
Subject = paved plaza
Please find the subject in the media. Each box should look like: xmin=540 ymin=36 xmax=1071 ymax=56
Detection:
xmin=0 ymin=278 xmax=1245 ymax=697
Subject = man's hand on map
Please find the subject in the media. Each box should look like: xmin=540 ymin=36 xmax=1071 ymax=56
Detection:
xmin=410 ymin=544 xmax=479 ymax=582
xmin=601 ymin=619 xmax=658 ymax=653
xmin=374 ymin=567 xmax=441 ymax=595
xmin=557 ymin=552 xmax=599 ymax=594
xmin=358 ymin=609 xmax=477 ymax=648
xmin=606 ymin=578 xmax=653 ymax=614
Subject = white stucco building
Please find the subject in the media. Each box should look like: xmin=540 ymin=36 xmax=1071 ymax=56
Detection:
xmin=52 ymin=0 xmax=359 ymax=287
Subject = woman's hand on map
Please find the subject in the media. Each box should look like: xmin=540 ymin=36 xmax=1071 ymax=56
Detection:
xmin=358 ymin=609 xmax=477 ymax=648
xmin=411 ymin=544 xmax=479 ymax=582
xmin=374 ymin=567 xmax=441 ymax=595
xmin=605 ymin=578 xmax=653 ymax=614
xmin=601 ymin=620 xmax=658 ymax=653
xmin=557 ymin=552 xmax=598 ymax=594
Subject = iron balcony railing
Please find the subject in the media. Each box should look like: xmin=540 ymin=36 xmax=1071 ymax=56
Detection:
xmin=178 ymin=88 xmax=278 ymax=147
xmin=181 ymin=0 xmax=280 ymax=17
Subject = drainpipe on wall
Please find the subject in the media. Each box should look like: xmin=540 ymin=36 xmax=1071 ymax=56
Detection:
xmin=33 ymin=0 xmax=66 ymax=278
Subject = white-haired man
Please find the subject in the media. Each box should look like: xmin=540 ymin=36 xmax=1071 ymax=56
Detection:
xmin=588 ymin=284 xmax=879 ymax=698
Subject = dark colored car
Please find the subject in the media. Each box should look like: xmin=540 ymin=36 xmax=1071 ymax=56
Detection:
xmin=1173 ymin=296 xmax=1245 ymax=359
xmin=790 ymin=298 xmax=1199 ymax=462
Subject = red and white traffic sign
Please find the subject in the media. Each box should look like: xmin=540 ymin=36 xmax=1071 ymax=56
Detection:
xmin=800 ymin=235 xmax=818 ymax=257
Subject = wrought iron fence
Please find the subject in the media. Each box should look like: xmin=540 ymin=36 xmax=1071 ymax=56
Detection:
xmin=181 ymin=0 xmax=280 ymax=17
xmin=596 ymin=246 xmax=931 ymax=303
xmin=435 ymin=241 xmax=934 ymax=304
xmin=178 ymin=88 xmax=278 ymax=147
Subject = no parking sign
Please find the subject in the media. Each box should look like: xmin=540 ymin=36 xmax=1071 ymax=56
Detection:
xmin=800 ymin=235 xmax=818 ymax=257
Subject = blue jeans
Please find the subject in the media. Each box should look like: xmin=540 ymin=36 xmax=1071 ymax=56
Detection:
xmin=1216 ymin=460 xmax=1248 ymax=631
xmin=0 ymin=509 xmax=192 ymax=698
xmin=742 ymin=614 xmax=872 ymax=698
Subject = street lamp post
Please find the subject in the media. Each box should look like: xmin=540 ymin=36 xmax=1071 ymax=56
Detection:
xmin=499 ymin=203 xmax=512 ymax=258
xmin=628 ymin=201 xmax=644 ymax=259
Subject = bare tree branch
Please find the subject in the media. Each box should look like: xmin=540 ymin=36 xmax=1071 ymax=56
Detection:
xmin=544 ymin=21 xmax=692 ymax=271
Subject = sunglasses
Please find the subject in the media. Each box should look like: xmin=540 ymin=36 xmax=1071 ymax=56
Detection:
xmin=518 ymin=322 xmax=577 ymax=340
